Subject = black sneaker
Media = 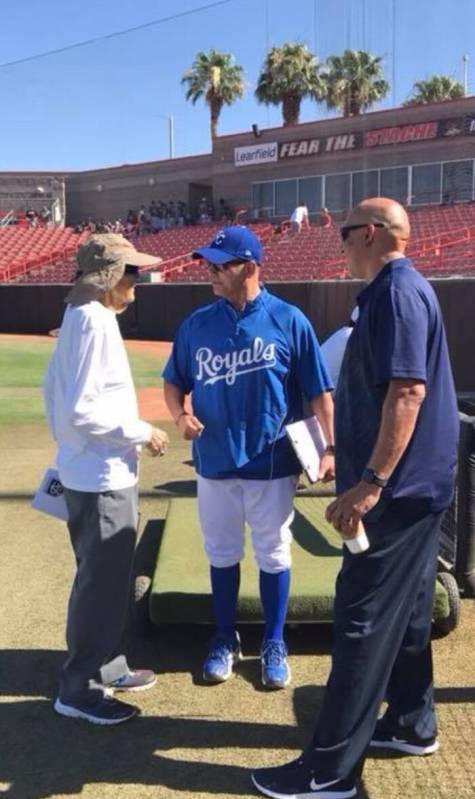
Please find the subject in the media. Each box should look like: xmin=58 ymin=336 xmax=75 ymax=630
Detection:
xmin=54 ymin=695 xmax=138 ymax=725
xmin=251 ymin=755 xmax=356 ymax=798
xmin=370 ymin=717 xmax=439 ymax=756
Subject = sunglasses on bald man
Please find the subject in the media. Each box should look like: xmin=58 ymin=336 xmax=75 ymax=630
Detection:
xmin=340 ymin=222 xmax=389 ymax=242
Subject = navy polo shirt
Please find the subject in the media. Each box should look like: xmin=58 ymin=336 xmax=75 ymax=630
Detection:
xmin=335 ymin=257 xmax=458 ymax=512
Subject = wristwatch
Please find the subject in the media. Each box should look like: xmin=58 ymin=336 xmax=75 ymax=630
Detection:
xmin=324 ymin=444 xmax=336 ymax=455
xmin=361 ymin=467 xmax=389 ymax=488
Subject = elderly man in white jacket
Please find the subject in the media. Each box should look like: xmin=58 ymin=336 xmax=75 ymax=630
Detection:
xmin=44 ymin=234 xmax=168 ymax=726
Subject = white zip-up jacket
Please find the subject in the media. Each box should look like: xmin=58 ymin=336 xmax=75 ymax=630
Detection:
xmin=43 ymin=301 xmax=152 ymax=492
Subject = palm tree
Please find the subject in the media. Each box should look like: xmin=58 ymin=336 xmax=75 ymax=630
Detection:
xmin=255 ymin=43 xmax=324 ymax=126
xmin=322 ymin=49 xmax=390 ymax=117
xmin=405 ymin=75 xmax=465 ymax=105
xmin=181 ymin=50 xmax=244 ymax=139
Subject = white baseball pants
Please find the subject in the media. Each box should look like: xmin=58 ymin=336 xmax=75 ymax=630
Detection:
xmin=196 ymin=475 xmax=298 ymax=573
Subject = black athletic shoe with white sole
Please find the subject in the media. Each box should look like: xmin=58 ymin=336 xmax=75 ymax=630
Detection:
xmin=370 ymin=718 xmax=439 ymax=756
xmin=251 ymin=755 xmax=357 ymax=799
xmin=54 ymin=695 xmax=138 ymax=725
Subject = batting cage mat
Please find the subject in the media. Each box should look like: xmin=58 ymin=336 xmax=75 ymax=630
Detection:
xmin=149 ymin=497 xmax=449 ymax=626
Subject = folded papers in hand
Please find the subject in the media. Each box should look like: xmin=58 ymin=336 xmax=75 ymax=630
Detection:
xmin=31 ymin=468 xmax=68 ymax=521
xmin=285 ymin=417 xmax=327 ymax=483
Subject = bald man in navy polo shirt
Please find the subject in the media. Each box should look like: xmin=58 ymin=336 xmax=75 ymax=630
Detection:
xmin=252 ymin=199 xmax=459 ymax=799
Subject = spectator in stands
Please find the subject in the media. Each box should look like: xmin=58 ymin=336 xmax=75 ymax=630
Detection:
xmin=40 ymin=205 xmax=52 ymax=227
xmin=290 ymin=203 xmax=310 ymax=234
xmin=25 ymin=208 xmax=38 ymax=227
xmin=166 ymin=201 xmax=177 ymax=228
xmin=113 ymin=219 xmax=125 ymax=234
xmin=219 ymin=198 xmax=234 ymax=223
xmin=177 ymin=200 xmax=188 ymax=227
xmin=44 ymin=234 xmax=168 ymax=726
xmin=126 ymin=209 xmax=138 ymax=235
xmin=199 ymin=196 xmax=211 ymax=224
xmin=252 ymin=197 xmax=459 ymax=799
xmin=319 ymin=207 xmax=332 ymax=229
xmin=138 ymin=205 xmax=151 ymax=236
xmin=149 ymin=201 xmax=161 ymax=233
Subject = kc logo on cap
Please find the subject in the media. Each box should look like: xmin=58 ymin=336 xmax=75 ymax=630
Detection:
xmin=193 ymin=225 xmax=263 ymax=266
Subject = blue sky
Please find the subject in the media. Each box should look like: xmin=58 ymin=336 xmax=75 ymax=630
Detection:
xmin=0 ymin=0 xmax=473 ymax=171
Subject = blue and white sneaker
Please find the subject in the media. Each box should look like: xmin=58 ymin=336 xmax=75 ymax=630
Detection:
xmin=203 ymin=631 xmax=242 ymax=683
xmin=261 ymin=639 xmax=291 ymax=689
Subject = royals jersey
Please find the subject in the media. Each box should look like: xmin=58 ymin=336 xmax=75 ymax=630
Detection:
xmin=163 ymin=288 xmax=332 ymax=479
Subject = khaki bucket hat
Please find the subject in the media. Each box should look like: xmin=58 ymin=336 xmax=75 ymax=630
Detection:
xmin=66 ymin=233 xmax=161 ymax=307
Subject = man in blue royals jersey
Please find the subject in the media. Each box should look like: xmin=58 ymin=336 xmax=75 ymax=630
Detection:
xmin=163 ymin=225 xmax=335 ymax=688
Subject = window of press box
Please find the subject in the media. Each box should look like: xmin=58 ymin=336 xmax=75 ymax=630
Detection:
xmin=412 ymin=164 xmax=442 ymax=205
xmin=251 ymin=181 xmax=274 ymax=218
xmin=275 ymin=179 xmax=298 ymax=216
xmin=380 ymin=167 xmax=408 ymax=205
xmin=352 ymin=170 xmax=379 ymax=207
xmin=442 ymin=160 xmax=474 ymax=203
xmin=324 ymin=172 xmax=351 ymax=212
xmin=298 ymin=176 xmax=323 ymax=212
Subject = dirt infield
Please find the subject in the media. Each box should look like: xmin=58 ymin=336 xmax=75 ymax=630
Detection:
xmin=1 ymin=333 xmax=174 ymax=421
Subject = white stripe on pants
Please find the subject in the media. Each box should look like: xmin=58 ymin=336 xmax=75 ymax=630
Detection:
xmin=196 ymin=475 xmax=298 ymax=573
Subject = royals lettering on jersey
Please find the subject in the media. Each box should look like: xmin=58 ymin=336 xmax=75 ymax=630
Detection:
xmin=196 ymin=338 xmax=277 ymax=386
xmin=163 ymin=289 xmax=332 ymax=479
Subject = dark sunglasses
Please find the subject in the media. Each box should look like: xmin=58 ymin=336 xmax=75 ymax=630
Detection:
xmin=340 ymin=222 xmax=388 ymax=241
xmin=206 ymin=259 xmax=248 ymax=273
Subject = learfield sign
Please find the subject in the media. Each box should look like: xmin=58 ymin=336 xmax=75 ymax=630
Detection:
xmin=234 ymin=142 xmax=278 ymax=167
xmin=233 ymin=115 xmax=475 ymax=167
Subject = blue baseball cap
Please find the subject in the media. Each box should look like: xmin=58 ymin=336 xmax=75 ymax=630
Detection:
xmin=192 ymin=226 xmax=263 ymax=265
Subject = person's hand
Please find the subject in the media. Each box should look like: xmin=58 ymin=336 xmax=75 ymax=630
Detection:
xmin=318 ymin=452 xmax=335 ymax=483
xmin=326 ymin=481 xmax=381 ymax=539
xmin=176 ymin=412 xmax=204 ymax=440
xmin=145 ymin=427 xmax=169 ymax=457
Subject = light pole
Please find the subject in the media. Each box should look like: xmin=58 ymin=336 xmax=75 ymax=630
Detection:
xmin=156 ymin=114 xmax=175 ymax=159
xmin=463 ymin=54 xmax=469 ymax=95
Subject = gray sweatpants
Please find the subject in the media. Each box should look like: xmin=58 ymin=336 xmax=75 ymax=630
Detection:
xmin=59 ymin=485 xmax=138 ymax=705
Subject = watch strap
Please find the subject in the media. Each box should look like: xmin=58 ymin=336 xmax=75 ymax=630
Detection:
xmin=362 ymin=467 xmax=389 ymax=488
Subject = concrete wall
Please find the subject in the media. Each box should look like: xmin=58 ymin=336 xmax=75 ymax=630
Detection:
xmin=2 ymin=278 xmax=474 ymax=391
xmin=65 ymin=155 xmax=213 ymax=225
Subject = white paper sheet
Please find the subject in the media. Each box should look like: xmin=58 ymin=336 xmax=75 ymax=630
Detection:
xmin=285 ymin=417 xmax=327 ymax=483
xmin=31 ymin=468 xmax=68 ymax=521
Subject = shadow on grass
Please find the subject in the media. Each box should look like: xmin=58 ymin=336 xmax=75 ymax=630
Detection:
xmin=1 ymin=643 xmax=473 ymax=798
xmin=0 ymin=678 xmax=325 ymax=798
xmin=152 ymin=479 xmax=197 ymax=496
xmin=0 ymin=697 xmax=294 ymax=797
xmin=292 ymin=509 xmax=341 ymax=558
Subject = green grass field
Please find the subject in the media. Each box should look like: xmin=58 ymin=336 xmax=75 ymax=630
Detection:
xmin=0 ymin=338 xmax=168 ymax=424
xmin=0 ymin=335 xmax=474 ymax=799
